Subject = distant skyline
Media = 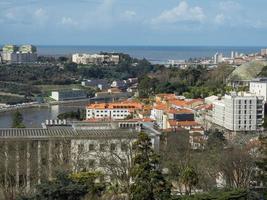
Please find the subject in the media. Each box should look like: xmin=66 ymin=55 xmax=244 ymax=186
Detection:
xmin=1 ymin=0 xmax=267 ymax=46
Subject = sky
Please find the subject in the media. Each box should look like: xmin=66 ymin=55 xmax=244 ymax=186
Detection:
xmin=0 ymin=0 xmax=267 ymax=46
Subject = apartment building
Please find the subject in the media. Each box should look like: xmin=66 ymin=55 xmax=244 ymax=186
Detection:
xmin=212 ymin=92 xmax=264 ymax=131
xmin=250 ymin=77 xmax=267 ymax=101
xmin=1 ymin=44 xmax=37 ymax=64
xmin=86 ymin=101 xmax=143 ymax=120
xmin=261 ymin=48 xmax=267 ymax=56
xmin=72 ymin=53 xmax=120 ymax=65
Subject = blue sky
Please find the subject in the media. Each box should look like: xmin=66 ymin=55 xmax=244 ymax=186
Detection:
xmin=1 ymin=0 xmax=267 ymax=46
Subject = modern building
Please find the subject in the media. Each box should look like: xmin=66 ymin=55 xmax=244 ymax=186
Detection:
xmin=212 ymin=92 xmax=264 ymax=132
xmin=1 ymin=44 xmax=37 ymax=64
xmin=250 ymin=77 xmax=267 ymax=101
xmin=50 ymin=89 xmax=87 ymax=101
xmin=86 ymin=101 xmax=143 ymax=120
xmin=214 ymin=52 xmax=223 ymax=64
xmin=72 ymin=53 xmax=120 ymax=65
xmin=261 ymin=48 xmax=267 ymax=56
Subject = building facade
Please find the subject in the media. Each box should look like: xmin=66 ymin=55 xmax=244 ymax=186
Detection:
xmin=51 ymin=90 xmax=87 ymax=101
xmin=212 ymin=93 xmax=264 ymax=131
xmin=0 ymin=121 xmax=161 ymax=192
xmin=72 ymin=53 xmax=120 ymax=65
xmin=86 ymin=101 xmax=143 ymax=120
xmin=1 ymin=44 xmax=37 ymax=64
xmin=250 ymin=78 xmax=267 ymax=101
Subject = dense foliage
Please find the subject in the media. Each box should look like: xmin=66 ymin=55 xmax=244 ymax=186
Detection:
xmin=12 ymin=110 xmax=25 ymax=128
xmin=57 ymin=109 xmax=85 ymax=120
xmin=130 ymin=132 xmax=172 ymax=200
xmin=138 ymin=64 xmax=235 ymax=98
xmin=18 ymin=171 xmax=105 ymax=200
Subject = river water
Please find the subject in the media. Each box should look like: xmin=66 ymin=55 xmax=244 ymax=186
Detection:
xmin=0 ymin=102 xmax=87 ymax=128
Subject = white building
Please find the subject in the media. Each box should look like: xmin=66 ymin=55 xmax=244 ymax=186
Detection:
xmin=212 ymin=92 xmax=264 ymax=132
xmin=1 ymin=44 xmax=37 ymax=64
xmin=250 ymin=78 xmax=267 ymax=101
xmin=72 ymin=53 xmax=119 ymax=65
xmin=261 ymin=49 xmax=267 ymax=56
xmin=51 ymin=89 xmax=87 ymax=101
xmin=0 ymin=121 xmax=161 ymax=188
xmin=214 ymin=52 xmax=223 ymax=64
xmin=86 ymin=102 xmax=143 ymax=120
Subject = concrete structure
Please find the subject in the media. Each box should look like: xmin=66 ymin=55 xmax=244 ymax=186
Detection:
xmin=250 ymin=77 xmax=267 ymax=101
xmin=81 ymin=79 xmax=109 ymax=91
xmin=50 ymin=89 xmax=87 ymax=101
xmin=214 ymin=52 xmax=223 ymax=64
xmin=86 ymin=101 xmax=143 ymax=120
xmin=1 ymin=44 xmax=37 ymax=64
xmin=72 ymin=53 xmax=120 ymax=65
xmin=111 ymin=80 xmax=127 ymax=89
xmin=261 ymin=49 xmax=267 ymax=56
xmin=212 ymin=92 xmax=264 ymax=131
xmin=0 ymin=121 xmax=161 ymax=191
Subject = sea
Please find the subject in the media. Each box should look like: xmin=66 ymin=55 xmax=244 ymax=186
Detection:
xmin=36 ymin=45 xmax=265 ymax=64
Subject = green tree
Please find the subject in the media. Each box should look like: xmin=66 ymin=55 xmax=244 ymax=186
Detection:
xmin=19 ymin=171 xmax=89 ymax=200
xmin=179 ymin=166 xmax=199 ymax=195
xmin=12 ymin=110 xmax=25 ymax=128
xmin=130 ymin=132 xmax=171 ymax=200
xmin=138 ymin=76 xmax=159 ymax=98
xmin=257 ymin=136 xmax=267 ymax=198
xmin=206 ymin=129 xmax=227 ymax=150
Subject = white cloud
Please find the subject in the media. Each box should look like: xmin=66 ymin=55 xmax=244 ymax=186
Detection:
xmin=121 ymin=10 xmax=137 ymax=21
xmin=151 ymin=1 xmax=205 ymax=25
xmin=34 ymin=8 xmax=46 ymax=18
xmin=61 ymin=17 xmax=78 ymax=26
xmin=1 ymin=7 xmax=48 ymax=25
xmin=219 ymin=1 xmax=241 ymax=12
xmin=124 ymin=10 xmax=136 ymax=18
xmin=214 ymin=14 xmax=225 ymax=24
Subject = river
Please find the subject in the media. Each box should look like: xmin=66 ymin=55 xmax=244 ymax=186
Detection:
xmin=0 ymin=102 xmax=88 ymax=128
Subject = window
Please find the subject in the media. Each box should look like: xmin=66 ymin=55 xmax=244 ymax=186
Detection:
xmin=89 ymin=144 xmax=95 ymax=151
xmin=99 ymin=159 xmax=105 ymax=166
xmin=100 ymin=144 xmax=106 ymax=151
xmin=121 ymin=143 xmax=128 ymax=152
xmin=88 ymin=159 xmax=95 ymax=168
xmin=110 ymin=143 xmax=116 ymax=151
xmin=78 ymin=144 xmax=84 ymax=154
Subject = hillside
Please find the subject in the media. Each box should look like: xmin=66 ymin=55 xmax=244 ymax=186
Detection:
xmin=227 ymin=60 xmax=267 ymax=82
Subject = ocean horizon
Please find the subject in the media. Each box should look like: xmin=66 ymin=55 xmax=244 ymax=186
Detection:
xmin=2 ymin=45 xmax=266 ymax=63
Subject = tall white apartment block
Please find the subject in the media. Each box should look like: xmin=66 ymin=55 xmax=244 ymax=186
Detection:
xmin=212 ymin=92 xmax=264 ymax=131
xmin=261 ymin=49 xmax=267 ymax=56
xmin=1 ymin=44 xmax=37 ymax=63
xmin=250 ymin=78 xmax=267 ymax=101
